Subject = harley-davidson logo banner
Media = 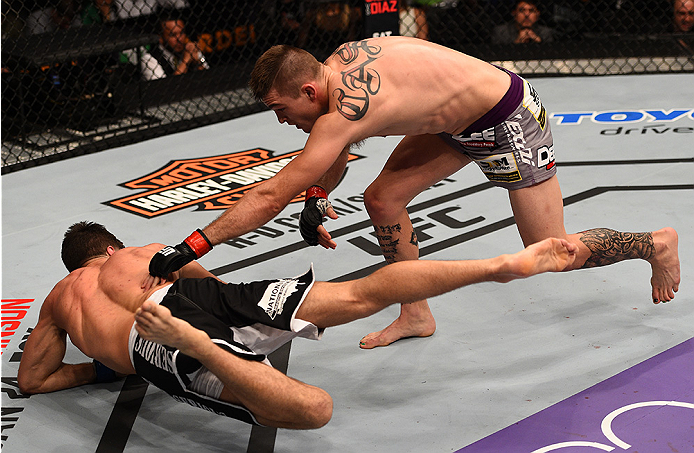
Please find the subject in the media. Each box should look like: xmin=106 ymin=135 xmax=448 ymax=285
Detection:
xmin=105 ymin=148 xmax=364 ymax=218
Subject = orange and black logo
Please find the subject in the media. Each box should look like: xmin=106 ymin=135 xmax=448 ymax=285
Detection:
xmin=105 ymin=148 xmax=364 ymax=218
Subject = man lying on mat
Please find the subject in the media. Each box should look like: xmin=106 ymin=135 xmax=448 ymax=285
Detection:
xmin=18 ymin=221 xmax=575 ymax=429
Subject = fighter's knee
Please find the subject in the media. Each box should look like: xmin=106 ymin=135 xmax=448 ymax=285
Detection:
xmin=311 ymin=393 xmax=333 ymax=428
xmin=300 ymin=389 xmax=333 ymax=429
xmin=289 ymin=391 xmax=332 ymax=429
xmin=363 ymin=186 xmax=398 ymax=221
xmin=363 ymin=184 xmax=379 ymax=212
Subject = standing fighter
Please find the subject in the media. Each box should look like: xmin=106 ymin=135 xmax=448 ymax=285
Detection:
xmin=148 ymin=37 xmax=680 ymax=349
xmin=18 ymin=222 xmax=576 ymax=429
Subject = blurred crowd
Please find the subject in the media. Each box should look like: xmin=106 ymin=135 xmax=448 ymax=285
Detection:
xmin=3 ymin=0 xmax=691 ymax=46
xmin=1 ymin=0 xmax=690 ymax=157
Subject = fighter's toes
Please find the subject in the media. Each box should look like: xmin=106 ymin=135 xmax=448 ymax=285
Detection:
xmin=139 ymin=300 xmax=156 ymax=314
xmin=649 ymin=227 xmax=680 ymax=305
xmin=359 ymin=331 xmax=403 ymax=349
xmin=652 ymin=285 xmax=677 ymax=304
xmin=359 ymin=332 xmax=383 ymax=349
xmin=359 ymin=317 xmax=435 ymax=349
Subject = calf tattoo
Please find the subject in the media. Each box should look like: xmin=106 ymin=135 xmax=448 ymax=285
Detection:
xmin=579 ymin=228 xmax=654 ymax=268
xmin=375 ymin=223 xmax=402 ymax=264
xmin=410 ymin=231 xmax=418 ymax=246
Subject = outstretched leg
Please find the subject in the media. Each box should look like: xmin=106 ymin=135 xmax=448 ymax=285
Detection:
xmin=134 ymin=301 xmax=332 ymax=429
xmin=297 ymin=238 xmax=578 ymax=329
xmin=510 ymin=176 xmax=681 ymax=304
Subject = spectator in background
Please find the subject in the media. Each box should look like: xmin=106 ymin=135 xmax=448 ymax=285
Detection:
xmin=81 ymin=0 xmax=118 ymax=24
xmin=492 ymin=0 xmax=553 ymax=43
xmin=25 ymin=0 xmax=82 ymax=34
xmin=138 ymin=14 xmax=209 ymax=80
xmin=665 ymin=0 xmax=694 ymax=53
xmin=672 ymin=0 xmax=694 ymax=32
xmin=399 ymin=0 xmax=428 ymax=40
xmin=272 ymin=0 xmax=305 ymax=45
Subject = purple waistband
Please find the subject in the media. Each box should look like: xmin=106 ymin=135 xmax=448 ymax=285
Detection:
xmin=460 ymin=67 xmax=523 ymax=136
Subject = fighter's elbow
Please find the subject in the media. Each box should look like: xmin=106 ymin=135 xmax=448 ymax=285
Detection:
xmin=265 ymin=197 xmax=285 ymax=217
xmin=17 ymin=372 xmax=42 ymax=395
xmin=18 ymin=385 xmax=39 ymax=395
xmin=255 ymin=184 xmax=292 ymax=217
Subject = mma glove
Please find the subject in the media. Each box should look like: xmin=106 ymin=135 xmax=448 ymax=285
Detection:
xmin=148 ymin=229 xmax=213 ymax=278
xmin=93 ymin=360 xmax=119 ymax=383
xmin=300 ymin=186 xmax=332 ymax=246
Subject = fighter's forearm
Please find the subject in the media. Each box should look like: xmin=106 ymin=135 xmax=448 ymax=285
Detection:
xmin=177 ymin=260 xmax=221 ymax=281
xmin=149 ymin=168 xmax=311 ymax=277
xmin=314 ymin=146 xmax=349 ymax=194
xmin=202 ymin=181 xmax=293 ymax=245
xmin=184 ymin=142 xmax=342 ymax=246
xmin=20 ymin=362 xmax=96 ymax=394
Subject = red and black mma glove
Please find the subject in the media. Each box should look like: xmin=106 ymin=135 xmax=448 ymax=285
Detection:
xmin=300 ymin=186 xmax=332 ymax=246
xmin=148 ymin=229 xmax=213 ymax=278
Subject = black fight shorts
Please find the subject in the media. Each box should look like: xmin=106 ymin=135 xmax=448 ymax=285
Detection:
xmin=129 ymin=266 xmax=318 ymax=425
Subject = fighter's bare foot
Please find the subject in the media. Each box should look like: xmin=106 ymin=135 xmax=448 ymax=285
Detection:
xmin=359 ymin=302 xmax=436 ymax=349
xmin=648 ymin=227 xmax=680 ymax=304
xmin=134 ymin=300 xmax=209 ymax=355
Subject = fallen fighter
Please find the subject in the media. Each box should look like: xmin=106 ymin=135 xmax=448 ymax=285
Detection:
xmin=18 ymin=221 xmax=576 ymax=429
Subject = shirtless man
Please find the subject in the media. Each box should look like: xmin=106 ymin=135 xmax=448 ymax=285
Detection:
xmin=18 ymin=221 xmax=577 ymax=429
xmin=148 ymin=37 xmax=680 ymax=350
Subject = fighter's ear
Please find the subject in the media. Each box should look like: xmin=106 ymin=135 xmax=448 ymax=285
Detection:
xmin=302 ymin=83 xmax=317 ymax=101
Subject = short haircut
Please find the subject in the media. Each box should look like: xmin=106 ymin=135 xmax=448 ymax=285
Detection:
xmin=61 ymin=221 xmax=124 ymax=272
xmin=249 ymin=45 xmax=322 ymax=101
xmin=158 ymin=7 xmax=183 ymax=26
xmin=514 ymin=0 xmax=540 ymax=10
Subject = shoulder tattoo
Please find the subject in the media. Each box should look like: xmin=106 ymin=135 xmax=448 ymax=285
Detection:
xmin=332 ymin=40 xmax=382 ymax=121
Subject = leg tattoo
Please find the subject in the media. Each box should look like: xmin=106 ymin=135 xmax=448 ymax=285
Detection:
xmin=410 ymin=231 xmax=418 ymax=246
xmin=375 ymin=223 xmax=402 ymax=264
xmin=361 ymin=222 xmax=436 ymax=349
xmin=579 ymin=228 xmax=655 ymax=268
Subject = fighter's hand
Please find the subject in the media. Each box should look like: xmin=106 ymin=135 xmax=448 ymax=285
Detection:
xmin=149 ymin=229 xmax=213 ymax=278
xmin=300 ymin=186 xmax=338 ymax=249
xmin=316 ymin=222 xmax=337 ymax=249
xmin=141 ymin=274 xmax=164 ymax=291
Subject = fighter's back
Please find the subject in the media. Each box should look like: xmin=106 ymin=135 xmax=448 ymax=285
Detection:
xmin=50 ymin=245 xmax=167 ymax=373
xmin=323 ymin=37 xmax=511 ymax=137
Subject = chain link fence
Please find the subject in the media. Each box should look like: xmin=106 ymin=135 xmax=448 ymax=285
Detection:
xmin=2 ymin=0 xmax=693 ymax=173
